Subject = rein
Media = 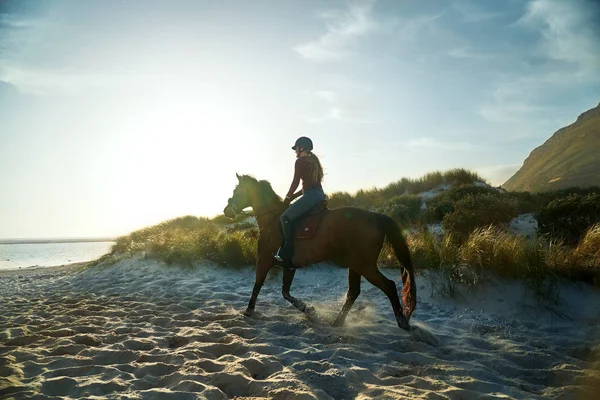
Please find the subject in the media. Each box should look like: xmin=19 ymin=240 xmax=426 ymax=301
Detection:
xmin=232 ymin=203 xmax=283 ymax=234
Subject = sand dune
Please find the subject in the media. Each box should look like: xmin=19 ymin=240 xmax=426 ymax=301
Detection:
xmin=1 ymin=257 xmax=599 ymax=399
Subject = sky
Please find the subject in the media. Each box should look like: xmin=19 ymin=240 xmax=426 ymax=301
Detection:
xmin=1 ymin=0 xmax=599 ymax=239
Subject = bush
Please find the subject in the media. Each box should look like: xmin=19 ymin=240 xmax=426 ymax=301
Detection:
xmin=505 ymin=191 xmax=540 ymax=214
xmin=442 ymin=194 xmax=518 ymax=242
xmin=536 ymin=193 xmax=600 ymax=244
xmin=354 ymin=189 xmax=380 ymax=209
xmin=423 ymin=184 xmax=502 ymax=223
xmin=378 ymin=194 xmax=423 ymax=225
xmin=326 ymin=191 xmax=355 ymax=208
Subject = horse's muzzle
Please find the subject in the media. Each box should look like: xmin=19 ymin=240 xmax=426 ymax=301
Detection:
xmin=223 ymin=203 xmax=236 ymax=218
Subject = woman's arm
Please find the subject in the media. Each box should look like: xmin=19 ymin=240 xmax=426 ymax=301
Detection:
xmin=285 ymin=159 xmax=302 ymax=199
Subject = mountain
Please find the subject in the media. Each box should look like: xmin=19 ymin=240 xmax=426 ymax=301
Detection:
xmin=503 ymin=102 xmax=600 ymax=192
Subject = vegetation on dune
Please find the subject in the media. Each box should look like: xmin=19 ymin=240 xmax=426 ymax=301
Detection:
xmin=107 ymin=169 xmax=600 ymax=289
xmin=111 ymin=215 xmax=257 ymax=268
xmin=327 ymin=168 xmax=486 ymax=210
xmin=380 ymin=225 xmax=600 ymax=290
xmin=441 ymin=194 xmax=519 ymax=242
xmin=536 ymin=193 xmax=600 ymax=245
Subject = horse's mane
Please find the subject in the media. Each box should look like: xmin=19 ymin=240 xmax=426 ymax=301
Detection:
xmin=240 ymin=175 xmax=282 ymax=205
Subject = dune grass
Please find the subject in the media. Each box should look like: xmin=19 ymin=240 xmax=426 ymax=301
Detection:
xmin=375 ymin=224 xmax=600 ymax=293
xmin=111 ymin=216 xmax=257 ymax=268
xmin=107 ymin=169 xmax=599 ymax=292
xmin=109 ymin=214 xmax=600 ymax=292
xmin=327 ymin=168 xmax=486 ymax=209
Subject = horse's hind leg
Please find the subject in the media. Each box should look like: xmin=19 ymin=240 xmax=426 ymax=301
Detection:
xmin=332 ymin=269 xmax=361 ymax=327
xmin=282 ymin=268 xmax=311 ymax=313
xmin=362 ymin=269 xmax=410 ymax=331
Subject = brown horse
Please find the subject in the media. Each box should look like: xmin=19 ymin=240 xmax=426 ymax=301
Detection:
xmin=223 ymin=174 xmax=416 ymax=330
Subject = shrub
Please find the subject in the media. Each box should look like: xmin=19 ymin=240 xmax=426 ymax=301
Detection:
xmin=424 ymin=198 xmax=455 ymax=222
xmin=354 ymin=189 xmax=380 ymax=209
xmin=327 ymin=191 xmax=355 ymax=208
xmin=423 ymin=184 xmax=502 ymax=223
xmin=504 ymin=191 xmax=541 ymax=214
xmin=378 ymin=194 xmax=423 ymax=226
xmin=442 ymin=194 xmax=518 ymax=242
xmin=536 ymin=193 xmax=600 ymax=244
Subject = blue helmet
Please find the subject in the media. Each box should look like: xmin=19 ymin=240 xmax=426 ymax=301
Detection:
xmin=292 ymin=136 xmax=313 ymax=151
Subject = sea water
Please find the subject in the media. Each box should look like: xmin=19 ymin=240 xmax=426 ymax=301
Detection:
xmin=0 ymin=241 xmax=115 ymax=270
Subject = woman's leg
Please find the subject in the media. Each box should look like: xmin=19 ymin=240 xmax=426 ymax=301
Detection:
xmin=275 ymin=190 xmax=326 ymax=264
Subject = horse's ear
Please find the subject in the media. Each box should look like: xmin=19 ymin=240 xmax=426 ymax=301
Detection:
xmin=236 ymin=173 xmax=241 ymax=181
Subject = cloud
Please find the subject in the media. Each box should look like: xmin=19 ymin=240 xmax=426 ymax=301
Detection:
xmin=314 ymin=90 xmax=337 ymax=104
xmin=300 ymin=87 xmax=376 ymax=124
xmin=452 ymin=0 xmax=506 ymax=23
xmin=478 ymin=81 xmax=550 ymax=123
xmin=406 ymin=137 xmax=479 ymax=151
xmin=447 ymin=47 xmax=499 ymax=60
xmin=519 ymin=0 xmax=600 ymax=71
xmin=479 ymin=0 xmax=600 ymax=124
xmin=302 ymin=106 xmax=375 ymax=124
xmin=294 ymin=0 xmax=378 ymax=61
xmin=0 ymin=64 xmax=118 ymax=95
xmin=394 ymin=13 xmax=443 ymax=43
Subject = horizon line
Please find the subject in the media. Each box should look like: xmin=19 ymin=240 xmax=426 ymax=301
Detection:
xmin=0 ymin=237 xmax=117 ymax=245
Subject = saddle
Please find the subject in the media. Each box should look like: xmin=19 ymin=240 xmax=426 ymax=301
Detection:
xmin=294 ymin=200 xmax=330 ymax=239
xmin=274 ymin=200 xmax=329 ymax=270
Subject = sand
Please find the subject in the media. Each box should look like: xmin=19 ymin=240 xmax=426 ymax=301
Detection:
xmin=1 ymin=257 xmax=599 ymax=399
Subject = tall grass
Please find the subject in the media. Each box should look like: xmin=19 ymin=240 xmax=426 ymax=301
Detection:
xmin=111 ymin=216 xmax=257 ymax=268
xmin=106 ymin=170 xmax=599 ymax=291
xmin=110 ymin=212 xmax=599 ymax=288
xmin=377 ymin=225 xmax=599 ymax=293
xmin=328 ymin=169 xmax=486 ymax=210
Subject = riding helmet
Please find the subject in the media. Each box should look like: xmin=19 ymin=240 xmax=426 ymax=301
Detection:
xmin=292 ymin=136 xmax=313 ymax=151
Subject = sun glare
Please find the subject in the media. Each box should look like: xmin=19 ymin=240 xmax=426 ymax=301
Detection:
xmin=106 ymin=83 xmax=260 ymax=232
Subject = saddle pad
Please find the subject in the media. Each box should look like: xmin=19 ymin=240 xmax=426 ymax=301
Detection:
xmin=295 ymin=209 xmax=329 ymax=239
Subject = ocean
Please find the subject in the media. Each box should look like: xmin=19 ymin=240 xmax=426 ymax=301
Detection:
xmin=0 ymin=241 xmax=115 ymax=270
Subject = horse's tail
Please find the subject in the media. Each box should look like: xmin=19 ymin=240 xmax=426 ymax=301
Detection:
xmin=376 ymin=214 xmax=416 ymax=321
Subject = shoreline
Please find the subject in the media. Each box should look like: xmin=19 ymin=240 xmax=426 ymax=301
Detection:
xmin=0 ymin=261 xmax=92 ymax=277
xmin=0 ymin=238 xmax=116 ymax=245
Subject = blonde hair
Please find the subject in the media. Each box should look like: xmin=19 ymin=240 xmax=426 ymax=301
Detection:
xmin=307 ymin=152 xmax=324 ymax=183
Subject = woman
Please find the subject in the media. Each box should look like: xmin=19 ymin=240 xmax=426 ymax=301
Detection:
xmin=275 ymin=136 xmax=326 ymax=266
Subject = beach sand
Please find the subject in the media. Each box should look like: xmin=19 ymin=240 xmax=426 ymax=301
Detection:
xmin=1 ymin=257 xmax=599 ymax=399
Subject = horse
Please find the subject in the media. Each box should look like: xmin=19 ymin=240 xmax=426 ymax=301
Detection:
xmin=223 ymin=173 xmax=416 ymax=330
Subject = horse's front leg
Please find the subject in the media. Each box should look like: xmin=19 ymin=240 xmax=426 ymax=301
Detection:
xmin=244 ymin=256 xmax=273 ymax=316
xmin=282 ymin=268 xmax=312 ymax=314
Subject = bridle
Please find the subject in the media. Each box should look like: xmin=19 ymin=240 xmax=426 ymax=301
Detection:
xmin=228 ymin=197 xmax=283 ymax=234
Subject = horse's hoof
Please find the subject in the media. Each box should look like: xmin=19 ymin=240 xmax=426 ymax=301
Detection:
xmin=305 ymin=306 xmax=317 ymax=318
xmin=331 ymin=320 xmax=344 ymax=328
xmin=243 ymin=308 xmax=254 ymax=317
xmin=396 ymin=316 xmax=411 ymax=331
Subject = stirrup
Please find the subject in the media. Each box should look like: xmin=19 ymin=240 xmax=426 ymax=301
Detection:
xmin=274 ymin=247 xmax=284 ymax=262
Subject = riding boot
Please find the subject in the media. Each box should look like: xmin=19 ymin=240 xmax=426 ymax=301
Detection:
xmin=275 ymin=217 xmax=295 ymax=268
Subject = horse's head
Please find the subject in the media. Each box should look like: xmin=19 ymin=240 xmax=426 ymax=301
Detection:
xmin=223 ymin=173 xmax=254 ymax=218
